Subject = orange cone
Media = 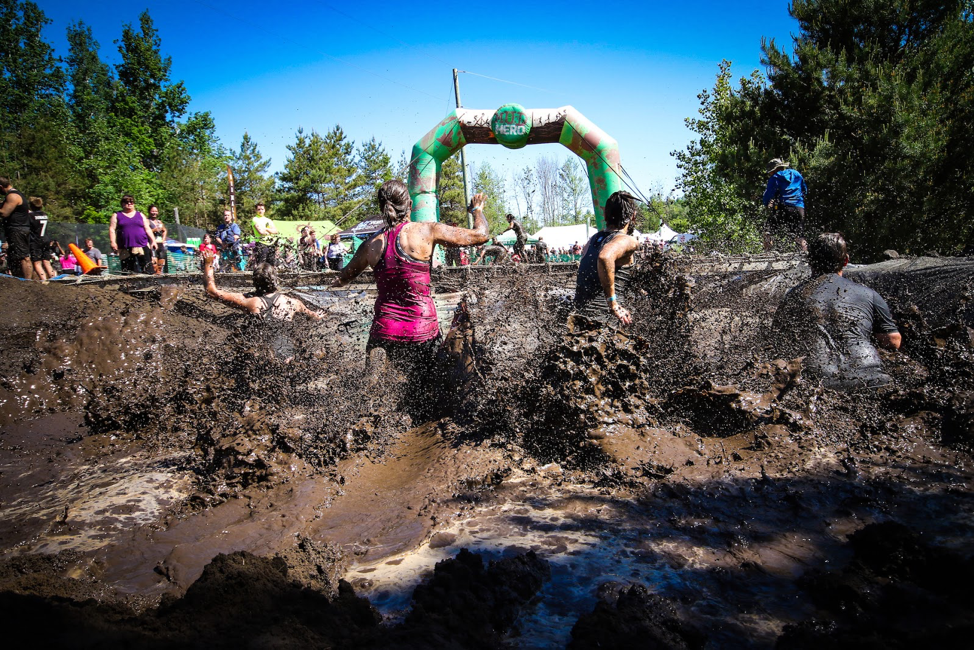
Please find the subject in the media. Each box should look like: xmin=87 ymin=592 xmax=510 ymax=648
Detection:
xmin=69 ymin=243 xmax=105 ymax=275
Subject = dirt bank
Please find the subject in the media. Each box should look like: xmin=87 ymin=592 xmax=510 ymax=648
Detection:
xmin=0 ymin=254 xmax=972 ymax=648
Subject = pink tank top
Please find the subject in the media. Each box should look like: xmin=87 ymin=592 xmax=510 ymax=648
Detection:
xmin=370 ymin=222 xmax=440 ymax=343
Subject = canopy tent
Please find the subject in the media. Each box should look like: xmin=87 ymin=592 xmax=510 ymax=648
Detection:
xmin=271 ymin=220 xmax=339 ymax=241
xmin=532 ymin=223 xmax=641 ymax=250
xmin=642 ymin=223 xmax=679 ymax=242
xmin=338 ymin=217 xmax=384 ymax=239
xmin=165 ymin=238 xmax=195 ymax=252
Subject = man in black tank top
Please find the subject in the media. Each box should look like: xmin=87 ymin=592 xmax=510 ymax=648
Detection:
xmin=0 ymin=177 xmax=34 ymax=279
xmin=573 ymin=191 xmax=640 ymax=325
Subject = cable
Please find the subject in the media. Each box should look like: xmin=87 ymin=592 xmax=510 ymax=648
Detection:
xmin=458 ymin=70 xmax=554 ymax=94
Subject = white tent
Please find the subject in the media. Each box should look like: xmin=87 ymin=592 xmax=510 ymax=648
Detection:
xmin=532 ymin=223 xmax=641 ymax=250
xmin=643 ymin=223 xmax=679 ymax=242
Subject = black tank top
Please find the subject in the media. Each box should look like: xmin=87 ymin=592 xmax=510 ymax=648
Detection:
xmin=5 ymin=190 xmax=31 ymax=229
xmin=573 ymin=230 xmax=632 ymax=320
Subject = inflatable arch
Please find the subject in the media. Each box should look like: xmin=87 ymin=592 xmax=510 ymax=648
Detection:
xmin=407 ymin=105 xmax=623 ymax=230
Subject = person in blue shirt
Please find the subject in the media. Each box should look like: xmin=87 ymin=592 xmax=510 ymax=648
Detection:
xmin=762 ymin=158 xmax=808 ymax=251
xmin=215 ymin=209 xmax=242 ymax=270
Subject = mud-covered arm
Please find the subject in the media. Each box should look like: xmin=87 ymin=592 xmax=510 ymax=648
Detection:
xmin=872 ymin=293 xmax=901 ymax=350
xmin=202 ymin=251 xmax=262 ymax=314
xmin=431 ymin=193 xmax=490 ymax=248
xmin=331 ymin=236 xmax=374 ymax=287
xmin=296 ymin=300 xmax=323 ymax=320
xmin=597 ymin=235 xmax=638 ymax=325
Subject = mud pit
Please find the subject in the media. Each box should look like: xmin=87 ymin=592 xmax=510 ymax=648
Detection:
xmin=0 ymin=255 xmax=972 ymax=648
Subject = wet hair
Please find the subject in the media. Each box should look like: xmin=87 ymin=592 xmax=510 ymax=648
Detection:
xmin=0 ymin=177 xmax=10 ymax=189
xmin=253 ymin=263 xmax=279 ymax=296
xmin=121 ymin=195 xmax=135 ymax=205
xmin=29 ymin=196 xmax=43 ymax=210
xmin=808 ymin=233 xmax=848 ymax=275
xmin=378 ymin=180 xmax=411 ymax=226
xmin=603 ymin=191 xmax=639 ymax=229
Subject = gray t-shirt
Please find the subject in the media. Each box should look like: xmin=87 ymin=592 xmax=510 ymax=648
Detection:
xmin=775 ymin=274 xmax=899 ymax=388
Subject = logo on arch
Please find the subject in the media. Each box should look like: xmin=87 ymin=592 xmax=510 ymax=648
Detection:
xmin=490 ymin=103 xmax=532 ymax=149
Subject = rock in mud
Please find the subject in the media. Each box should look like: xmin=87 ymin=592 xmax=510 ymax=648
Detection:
xmin=568 ymin=583 xmax=704 ymax=649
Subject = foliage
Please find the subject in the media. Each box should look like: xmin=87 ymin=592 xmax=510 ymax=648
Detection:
xmin=675 ymin=0 xmax=974 ymax=259
xmin=471 ymin=162 xmax=509 ymax=234
xmin=437 ymin=152 xmax=466 ymax=227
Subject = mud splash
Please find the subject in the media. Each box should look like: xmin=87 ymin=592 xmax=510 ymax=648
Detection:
xmin=0 ymin=254 xmax=973 ymax=647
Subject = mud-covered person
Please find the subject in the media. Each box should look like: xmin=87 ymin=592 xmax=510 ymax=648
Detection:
xmin=499 ymin=213 xmax=527 ymax=260
xmin=0 ymin=176 xmax=34 ymax=279
xmin=774 ymin=232 xmax=901 ymax=389
xmin=202 ymin=250 xmax=321 ymax=360
xmin=28 ymin=197 xmax=56 ymax=281
xmin=572 ymin=191 xmax=641 ymax=326
xmin=109 ymin=195 xmax=156 ymax=273
xmin=331 ymin=180 xmax=489 ymax=376
xmin=474 ymin=238 xmax=510 ymax=265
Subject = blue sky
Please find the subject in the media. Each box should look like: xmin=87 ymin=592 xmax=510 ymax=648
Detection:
xmin=39 ymin=0 xmax=800 ymax=204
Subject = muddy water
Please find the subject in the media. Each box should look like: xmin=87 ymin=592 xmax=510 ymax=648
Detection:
xmin=0 ymin=257 xmax=973 ymax=648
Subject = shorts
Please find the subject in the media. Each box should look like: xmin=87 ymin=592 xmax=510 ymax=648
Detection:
xmin=327 ymin=256 xmax=343 ymax=271
xmin=5 ymin=227 xmax=30 ymax=262
xmin=155 ymin=244 xmax=167 ymax=260
xmin=765 ymin=205 xmax=806 ymax=242
xmin=30 ymin=235 xmax=48 ymax=262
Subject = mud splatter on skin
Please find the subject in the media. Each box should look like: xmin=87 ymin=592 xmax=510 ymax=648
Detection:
xmin=0 ymin=253 xmax=973 ymax=647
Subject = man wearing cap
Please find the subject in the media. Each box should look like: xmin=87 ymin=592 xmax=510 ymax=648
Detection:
xmin=762 ymin=158 xmax=808 ymax=251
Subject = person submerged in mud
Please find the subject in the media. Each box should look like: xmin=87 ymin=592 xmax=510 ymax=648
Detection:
xmin=572 ymin=191 xmax=641 ymax=326
xmin=202 ymin=250 xmax=320 ymax=321
xmin=774 ymin=233 xmax=901 ymax=389
xmin=331 ymin=180 xmax=489 ymax=375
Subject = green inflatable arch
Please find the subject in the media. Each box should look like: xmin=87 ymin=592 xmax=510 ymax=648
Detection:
xmin=407 ymin=105 xmax=623 ymax=230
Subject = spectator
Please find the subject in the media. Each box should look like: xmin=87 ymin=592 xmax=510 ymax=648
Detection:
xmin=60 ymin=247 xmax=78 ymax=275
xmin=216 ymin=209 xmax=242 ymax=270
xmin=199 ymin=233 xmax=218 ymax=271
xmin=109 ymin=195 xmax=156 ymax=273
xmin=762 ymin=158 xmax=808 ymax=251
xmin=250 ymin=202 xmax=278 ymax=267
xmin=28 ymin=197 xmax=55 ymax=282
xmin=326 ymin=233 xmax=347 ymax=271
xmin=82 ymin=238 xmax=103 ymax=267
xmin=300 ymin=226 xmax=321 ymax=271
xmin=0 ymin=176 xmax=33 ymax=279
xmin=147 ymin=205 xmax=168 ymax=274
xmin=535 ymin=236 xmax=548 ymax=263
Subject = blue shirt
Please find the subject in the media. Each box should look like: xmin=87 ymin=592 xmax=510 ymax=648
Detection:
xmin=763 ymin=168 xmax=807 ymax=208
xmin=216 ymin=222 xmax=241 ymax=247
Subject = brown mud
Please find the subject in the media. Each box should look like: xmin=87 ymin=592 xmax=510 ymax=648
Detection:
xmin=0 ymin=254 xmax=972 ymax=648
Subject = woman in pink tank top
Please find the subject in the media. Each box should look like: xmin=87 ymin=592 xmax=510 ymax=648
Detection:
xmin=332 ymin=180 xmax=490 ymax=369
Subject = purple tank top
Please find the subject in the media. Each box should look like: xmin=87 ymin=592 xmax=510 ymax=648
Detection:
xmin=115 ymin=211 xmax=150 ymax=248
xmin=370 ymin=222 xmax=440 ymax=343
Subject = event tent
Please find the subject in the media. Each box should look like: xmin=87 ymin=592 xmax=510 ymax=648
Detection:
xmin=532 ymin=223 xmax=642 ymax=250
xmin=643 ymin=223 xmax=679 ymax=242
xmin=271 ymin=220 xmax=340 ymax=241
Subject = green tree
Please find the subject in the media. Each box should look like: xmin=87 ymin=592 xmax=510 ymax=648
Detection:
xmin=276 ymin=125 xmax=360 ymax=222
xmin=559 ymin=157 xmax=589 ymax=224
xmin=0 ymin=0 xmax=77 ymax=216
xmin=471 ymin=161 xmax=508 ymax=234
xmin=159 ymin=111 xmax=227 ymax=228
xmin=231 ymin=131 xmax=274 ymax=220
xmin=437 ymin=152 xmax=466 ymax=227
xmin=354 ymin=136 xmax=392 ymax=220
xmin=113 ymin=10 xmax=189 ymax=173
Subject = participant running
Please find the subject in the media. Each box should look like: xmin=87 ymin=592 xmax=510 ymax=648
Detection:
xmin=572 ymin=191 xmax=641 ymax=326
xmin=331 ymin=180 xmax=489 ymax=372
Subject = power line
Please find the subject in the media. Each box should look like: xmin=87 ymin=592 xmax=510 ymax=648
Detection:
xmin=458 ymin=70 xmax=554 ymax=94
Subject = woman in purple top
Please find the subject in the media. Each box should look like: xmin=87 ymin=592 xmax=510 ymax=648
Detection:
xmin=332 ymin=180 xmax=489 ymax=373
xmin=109 ymin=195 xmax=156 ymax=273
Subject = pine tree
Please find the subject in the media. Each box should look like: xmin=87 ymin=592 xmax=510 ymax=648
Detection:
xmin=354 ymin=136 xmax=392 ymax=220
xmin=231 ymin=131 xmax=274 ymax=220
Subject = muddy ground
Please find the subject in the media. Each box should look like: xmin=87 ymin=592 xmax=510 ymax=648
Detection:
xmin=0 ymin=254 xmax=972 ymax=648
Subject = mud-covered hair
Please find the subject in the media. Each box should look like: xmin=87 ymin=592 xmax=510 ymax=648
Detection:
xmin=378 ymin=180 xmax=411 ymax=226
xmin=253 ymin=263 xmax=279 ymax=296
xmin=808 ymin=233 xmax=848 ymax=275
xmin=604 ymin=191 xmax=639 ymax=229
